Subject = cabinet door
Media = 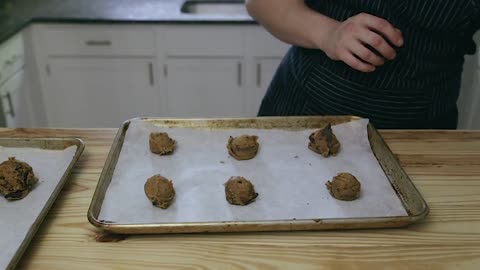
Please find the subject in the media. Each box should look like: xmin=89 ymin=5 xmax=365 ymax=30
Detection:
xmin=246 ymin=58 xmax=282 ymax=116
xmin=0 ymin=70 xmax=32 ymax=128
xmin=44 ymin=58 xmax=159 ymax=128
xmin=164 ymin=58 xmax=245 ymax=117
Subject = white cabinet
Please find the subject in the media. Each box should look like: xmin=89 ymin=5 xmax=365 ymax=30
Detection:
xmin=0 ymin=70 xmax=32 ymax=127
xmin=33 ymin=24 xmax=160 ymax=128
xmin=43 ymin=58 xmax=159 ymax=128
xmin=160 ymin=26 xmax=249 ymax=118
xmin=0 ymin=32 xmax=35 ymax=128
xmin=31 ymin=23 xmax=290 ymax=127
xmin=164 ymin=58 xmax=244 ymax=117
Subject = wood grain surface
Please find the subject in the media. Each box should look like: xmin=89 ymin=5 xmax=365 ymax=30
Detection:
xmin=0 ymin=128 xmax=479 ymax=270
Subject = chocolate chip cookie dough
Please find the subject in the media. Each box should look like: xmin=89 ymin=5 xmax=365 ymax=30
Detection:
xmin=326 ymin=173 xmax=361 ymax=201
xmin=308 ymin=124 xmax=340 ymax=157
xmin=149 ymin=132 xmax=176 ymax=155
xmin=144 ymin=174 xmax=175 ymax=209
xmin=224 ymin=176 xmax=258 ymax=205
xmin=0 ymin=157 xmax=38 ymax=200
xmin=227 ymin=135 xmax=259 ymax=160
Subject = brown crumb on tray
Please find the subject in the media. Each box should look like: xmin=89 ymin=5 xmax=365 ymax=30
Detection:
xmin=93 ymin=232 xmax=126 ymax=243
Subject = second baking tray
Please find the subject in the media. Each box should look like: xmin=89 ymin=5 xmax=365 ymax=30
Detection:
xmin=0 ymin=137 xmax=84 ymax=270
xmin=88 ymin=116 xmax=428 ymax=234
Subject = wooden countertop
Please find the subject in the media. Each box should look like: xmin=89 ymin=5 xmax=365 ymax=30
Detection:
xmin=1 ymin=128 xmax=479 ymax=270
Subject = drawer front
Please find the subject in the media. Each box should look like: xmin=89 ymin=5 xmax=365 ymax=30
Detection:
xmin=163 ymin=26 xmax=244 ymax=57
xmin=0 ymin=34 xmax=25 ymax=85
xmin=41 ymin=25 xmax=155 ymax=56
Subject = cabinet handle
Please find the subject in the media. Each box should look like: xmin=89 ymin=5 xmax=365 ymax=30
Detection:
xmin=85 ymin=40 xmax=112 ymax=46
xmin=2 ymin=92 xmax=15 ymax=117
xmin=237 ymin=62 xmax=242 ymax=86
xmin=256 ymin=62 xmax=262 ymax=87
xmin=163 ymin=64 xmax=168 ymax=77
xmin=148 ymin=62 xmax=154 ymax=86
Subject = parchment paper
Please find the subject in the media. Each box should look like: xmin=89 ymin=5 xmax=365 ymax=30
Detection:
xmin=99 ymin=119 xmax=407 ymax=225
xmin=0 ymin=146 xmax=77 ymax=270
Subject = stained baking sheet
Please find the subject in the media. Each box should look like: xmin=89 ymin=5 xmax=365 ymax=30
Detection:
xmin=98 ymin=118 xmax=408 ymax=225
xmin=0 ymin=141 xmax=82 ymax=270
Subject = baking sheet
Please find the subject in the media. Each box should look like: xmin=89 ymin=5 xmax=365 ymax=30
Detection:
xmin=0 ymin=145 xmax=77 ymax=270
xmin=98 ymin=118 xmax=408 ymax=224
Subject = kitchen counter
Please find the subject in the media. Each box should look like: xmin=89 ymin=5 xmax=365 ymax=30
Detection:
xmin=0 ymin=0 xmax=253 ymax=43
xmin=0 ymin=128 xmax=479 ymax=269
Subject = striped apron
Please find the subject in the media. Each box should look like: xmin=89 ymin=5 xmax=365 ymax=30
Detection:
xmin=258 ymin=0 xmax=480 ymax=129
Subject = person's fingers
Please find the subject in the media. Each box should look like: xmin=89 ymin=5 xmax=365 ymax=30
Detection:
xmin=339 ymin=50 xmax=376 ymax=72
xmin=347 ymin=40 xmax=385 ymax=66
xmin=357 ymin=13 xmax=404 ymax=47
xmin=356 ymin=28 xmax=397 ymax=60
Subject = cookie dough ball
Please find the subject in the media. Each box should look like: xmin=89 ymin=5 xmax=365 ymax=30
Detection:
xmin=227 ymin=135 xmax=259 ymax=160
xmin=224 ymin=176 xmax=258 ymax=206
xmin=308 ymin=124 xmax=340 ymax=157
xmin=149 ymin=132 xmax=176 ymax=155
xmin=326 ymin=173 xmax=361 ymax=201
xmin=0 ymin=157 xmax=38 ymax=200
xmin=144 ymin=175 xmax=175 ymax=209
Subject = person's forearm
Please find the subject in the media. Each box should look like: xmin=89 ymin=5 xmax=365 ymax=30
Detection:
xmin=245 ymin=0 xmax=339 ymax=50
xmin=247 ymin=0 xmax=403 ymax=72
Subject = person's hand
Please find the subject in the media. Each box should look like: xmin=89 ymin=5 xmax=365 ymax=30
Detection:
xmin=322 ymin=13 xmax=404 ymax=72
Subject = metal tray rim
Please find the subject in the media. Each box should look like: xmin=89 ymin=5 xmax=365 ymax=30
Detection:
xmin=88 ymin=116 xmax=428 ymax=234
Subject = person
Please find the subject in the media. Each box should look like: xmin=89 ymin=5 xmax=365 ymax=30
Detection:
xmin=246 ymin=0 xmax=480 ymax=129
